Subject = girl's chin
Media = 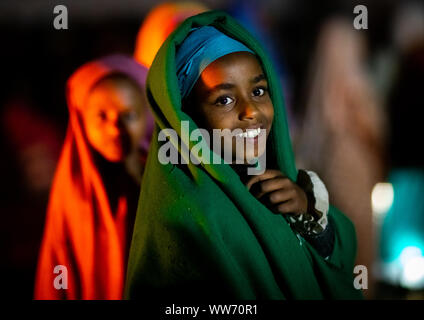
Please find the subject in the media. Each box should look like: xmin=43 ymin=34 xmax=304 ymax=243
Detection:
xmin=245 ymin=147 xmax=266 ymax=162
xmin=234 ymin=152 xmax=265 ymax=165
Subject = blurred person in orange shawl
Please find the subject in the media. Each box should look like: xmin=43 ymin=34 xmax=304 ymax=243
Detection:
xmin=134 ymin=1 xmax=208 ymax=68
xmin=294 ymin=18 xmax=387 ymax=298
xmin=34 ymin=55 xmax=153 ymax=299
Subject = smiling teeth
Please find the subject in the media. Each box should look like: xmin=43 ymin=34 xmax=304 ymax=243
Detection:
xmin=237 ymin=127 xmax=261 ymax=138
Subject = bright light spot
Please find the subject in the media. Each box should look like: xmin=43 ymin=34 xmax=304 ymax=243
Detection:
xmin=372 ymin=182 xmax=394 ymax=219
xmin=378 ymin=246 xmax=424 ymax=288
xmin=399 ymin=246 xmax=424 ymax=289
xmin=400 ymin=246 xmax=422 ymax=266
xmin=401 ymin=256 xmax=424 ymax=289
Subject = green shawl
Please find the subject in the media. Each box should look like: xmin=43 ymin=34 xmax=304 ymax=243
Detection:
xmin=126 ymin=11 xmax=363 ymax=300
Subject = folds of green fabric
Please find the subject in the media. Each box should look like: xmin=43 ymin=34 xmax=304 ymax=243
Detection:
xmin=125 ymin=11 xmax=363 ymax=300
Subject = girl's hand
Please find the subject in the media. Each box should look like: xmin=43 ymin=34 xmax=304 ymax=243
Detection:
xmin=245 ymin=169 xmax=308 ymax=215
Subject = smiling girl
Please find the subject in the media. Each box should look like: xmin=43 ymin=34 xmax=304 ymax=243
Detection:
xmin=126 ymin=12 xmax=362 ymax=300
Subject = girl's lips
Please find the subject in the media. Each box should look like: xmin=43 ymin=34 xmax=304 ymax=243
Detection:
xmin=235 ymin=124 xmax=265 ymax=139
xmin=245 ymin=127 xmax=267 ymax=146
xmin=236 ymin=127 xmax=261 ymax=139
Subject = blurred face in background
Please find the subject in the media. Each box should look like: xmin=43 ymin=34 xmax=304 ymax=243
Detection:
xmin=82 ymin=74 xmax=148 ymax=162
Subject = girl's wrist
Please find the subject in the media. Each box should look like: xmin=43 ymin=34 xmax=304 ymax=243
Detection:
xmin=289 ymin=170 xmax=330 ymax=236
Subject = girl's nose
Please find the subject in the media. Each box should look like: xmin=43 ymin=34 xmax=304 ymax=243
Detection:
xmin=106 ymin=123 xmax=120 ymax=137
xmin=239 ymin=100 xmax=259 ymax=120
xmin=106 ymin=112 xmax=122 ymax=136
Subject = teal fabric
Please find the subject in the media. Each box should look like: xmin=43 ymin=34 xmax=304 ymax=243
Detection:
xmin=176 ymin=25 xmax=254 ymax=98
xmin=125 ymin=11 xmax=363 ymax=300
xmin=379 ymin=168 xmax=424 ymax=264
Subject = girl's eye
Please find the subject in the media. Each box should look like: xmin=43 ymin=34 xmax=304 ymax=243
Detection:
xmin=252 ymin=87 xmax=267 ymax=97
xmin=98 ymin=111 xmax=107 ymax=121
xmin=215 ymin=96 xmax=234 ymax=106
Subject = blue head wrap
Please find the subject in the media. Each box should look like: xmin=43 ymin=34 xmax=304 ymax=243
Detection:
xmin=176 ymin=26 xmax=254 ymax=99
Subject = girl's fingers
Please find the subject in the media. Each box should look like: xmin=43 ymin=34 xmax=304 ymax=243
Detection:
xmin=250 ymin=177 xmax=292 ymax=199
xmin=245 ymin=169 xmax=285 ymax=191
xmin=267 ymin=188 xmax=296 ymax=205
xmin=274 ymin=199 xmax=298 ymax=215
xmin=245 ymin=169 xmax=307 ymax=216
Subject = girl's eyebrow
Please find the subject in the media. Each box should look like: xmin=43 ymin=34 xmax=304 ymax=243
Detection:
xmin=213 ymin=83 xmax=235 ymax=90
xmin=207 ymin=83 xmax=235 ymax=94
xmin=207 ymin=74 xmax=266 ymax=93
xmin=205 ymin=74 xmax=267 ymax=95
xmin=251 ymin=74 xmax=266 ymax=83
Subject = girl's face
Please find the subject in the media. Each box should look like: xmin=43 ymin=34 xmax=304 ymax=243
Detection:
xmin=83 ymin=75 xmax=148 ymax=162
xmin=186 ymin=52 xmax=274 ymax=163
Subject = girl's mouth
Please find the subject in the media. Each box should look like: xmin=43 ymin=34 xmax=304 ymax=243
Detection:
xmin=235 ymin=127 xmax=261 ymax=139
xmin=235 ymin=126 xmax=267 ymax=146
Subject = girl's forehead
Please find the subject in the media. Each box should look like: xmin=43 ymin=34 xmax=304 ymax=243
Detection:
xmin=199 ymin=52 xmax=266 ymax=87
xmin=85 ymin=78 xmax=144 ymax=112
xmin=208 ymin=51 xmax=262 ymax=71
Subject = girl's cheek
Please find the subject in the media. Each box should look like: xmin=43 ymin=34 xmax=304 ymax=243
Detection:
xmin=266 ymin=103 xmax=274 ymax=121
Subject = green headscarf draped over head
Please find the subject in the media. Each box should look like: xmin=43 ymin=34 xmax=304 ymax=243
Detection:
xmin=126 ymin=10 xmax=362 ymax=300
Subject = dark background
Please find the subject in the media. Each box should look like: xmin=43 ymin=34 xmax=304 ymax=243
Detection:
xmin=0 ymin=0 xmax=422 ymax=299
